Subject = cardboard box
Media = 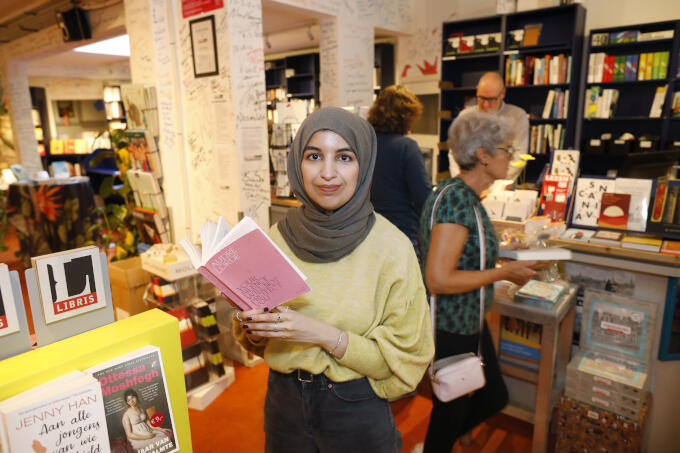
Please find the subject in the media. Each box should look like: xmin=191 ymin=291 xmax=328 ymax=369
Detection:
xmin=108 ymin=256 xmax=151 ymax=319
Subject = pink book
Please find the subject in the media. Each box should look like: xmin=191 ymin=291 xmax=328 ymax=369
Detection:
xmin=181 ymin=217 xmax=310 ymax=311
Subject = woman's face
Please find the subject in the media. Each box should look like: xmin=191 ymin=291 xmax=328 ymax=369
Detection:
xmin=484 ymin=143 xmax=513 ymax=179
xmin=301 ymin=130 xmax=359 ymax=211
xmin=126 ymin=395 xmax=138 ymax=407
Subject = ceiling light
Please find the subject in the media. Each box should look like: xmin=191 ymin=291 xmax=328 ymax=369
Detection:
xmin=73 ymin=34 xmax=130 ymax=56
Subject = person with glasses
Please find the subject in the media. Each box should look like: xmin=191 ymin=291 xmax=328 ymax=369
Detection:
xmin=449 ymin=72 xmax=529 ymax=181
xmin=414 ymin=111 xmax=537 ymax=453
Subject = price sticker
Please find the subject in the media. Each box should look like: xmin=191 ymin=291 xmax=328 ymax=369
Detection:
xmin=149 ymin=412 xmax=165 ymax=427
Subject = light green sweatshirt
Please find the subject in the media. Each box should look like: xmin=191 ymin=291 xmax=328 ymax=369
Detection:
xmin=235 ymin=214 xmax=434 ymax=400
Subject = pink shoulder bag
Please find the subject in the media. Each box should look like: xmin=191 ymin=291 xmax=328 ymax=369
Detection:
xmin=427 ymin=184 xmax=486 ymax=402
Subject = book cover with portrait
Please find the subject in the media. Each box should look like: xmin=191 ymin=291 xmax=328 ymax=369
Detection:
xmin=0 ymin=263 xmax=21 ymax=338
xmin=85 ymin=346 xmax=178 ymax=453
xmin=31 ymin=246 xmax=108 ymax=325
xmin=0 ymin=372 xmax=109 ymax=453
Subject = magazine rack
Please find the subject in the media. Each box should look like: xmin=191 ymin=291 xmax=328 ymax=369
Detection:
xmin=0 ymin=308 xmax=192 ymax=451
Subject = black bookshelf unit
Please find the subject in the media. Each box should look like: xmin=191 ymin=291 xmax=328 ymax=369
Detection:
xmin=580 ymin=20 xmax=680 ymax=176
xmin=265 ymin=52 xmax=320 ymax=106
xmin=374 ymin=43 xmax=395 ymax=95
xmin=439 ymin=4 xmax=585 ymax=178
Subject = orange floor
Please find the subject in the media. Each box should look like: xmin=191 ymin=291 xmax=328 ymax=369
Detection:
xmin=188 ymin=362 xmax=535 ymax=453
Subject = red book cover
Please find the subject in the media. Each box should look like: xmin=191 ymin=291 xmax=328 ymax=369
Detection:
xmin=544 ymin=54 xmax=551 ymax=84
xmin=540 ymin=174 xmax=570 ymax=222
xmin=602 ymin=55 xmax=616 ymax=82
xmin=651 ymin=180 xmax=668 ymax=222
xmin=597 ymin=192 xmax=631 ymax=229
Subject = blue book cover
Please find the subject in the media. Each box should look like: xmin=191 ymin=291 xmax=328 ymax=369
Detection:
xmin=624 ymin=54 xmax=639 ymax=81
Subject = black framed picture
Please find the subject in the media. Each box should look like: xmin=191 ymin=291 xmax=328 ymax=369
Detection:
xmin=189 ymin=15 xmax=219 ymax=78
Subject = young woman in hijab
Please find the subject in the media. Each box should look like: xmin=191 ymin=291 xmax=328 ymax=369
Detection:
xmin=232 ymin=106 xmax=434 ymax=453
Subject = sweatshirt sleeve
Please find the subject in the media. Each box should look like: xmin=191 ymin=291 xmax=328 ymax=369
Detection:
xmin=336 ymin=250 xmax=434 ymax=399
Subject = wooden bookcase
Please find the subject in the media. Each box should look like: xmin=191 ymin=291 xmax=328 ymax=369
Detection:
xmin=579 ymin=20 xmax=680 ymax=176
xmin=439 ymin=4 xmax=585 ymax=180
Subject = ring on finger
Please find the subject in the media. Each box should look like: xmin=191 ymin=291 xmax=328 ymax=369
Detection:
xmin=235 ymin=311 xmax=242 ymax=322
xmin=276 ymin=313 xmax=281 ymax=322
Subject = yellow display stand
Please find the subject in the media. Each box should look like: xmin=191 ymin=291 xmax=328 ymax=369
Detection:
xmin=0 ymin=309 xmax=193 ymax=452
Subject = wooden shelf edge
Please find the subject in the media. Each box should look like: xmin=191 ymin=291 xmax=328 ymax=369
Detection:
xmin=548 ymin=238 xmax=680 ymax=266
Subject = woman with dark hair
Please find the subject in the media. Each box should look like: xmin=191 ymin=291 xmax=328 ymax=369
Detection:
xmin=232 ymin=106 xmax=434 ymax=453
xmin=367 ymin=85 xmax=432 ymax=251
xmin=121 ymin=388 xmax=172 ymax=451
xmin=416 ymin=111 xmax=537 ymax=453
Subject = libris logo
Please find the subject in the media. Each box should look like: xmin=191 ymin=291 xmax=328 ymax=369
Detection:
xmin=47 ymin=255 xmax=98 ymax=315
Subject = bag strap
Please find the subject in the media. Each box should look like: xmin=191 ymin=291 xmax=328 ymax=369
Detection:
xmin=428 ymin=184 xmax=486 ymax=379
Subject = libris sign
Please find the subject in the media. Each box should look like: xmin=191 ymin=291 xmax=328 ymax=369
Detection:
xmin=33 ymin=247 xmax=107 ymax=324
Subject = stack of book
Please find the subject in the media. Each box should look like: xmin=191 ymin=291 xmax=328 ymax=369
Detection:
xmin=583 ymin=86 xmax=620 ymax=119
xmin=504 ymin=53 xmax=571 ymax=86
xmin=529 ymin=123 xmax=566 ymax=154
xmin=587 ymin=51 xmax=669 ymax=83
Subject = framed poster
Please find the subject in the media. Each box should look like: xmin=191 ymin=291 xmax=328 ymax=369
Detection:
xmin=32 ymin=245 xmax=108 ymax=324
xmin=0 ymin=264 xmax=20 ymax=337
xmin=189 ymin=15 xmax=219 ymax=78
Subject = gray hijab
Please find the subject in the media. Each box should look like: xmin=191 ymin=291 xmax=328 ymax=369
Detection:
xmin=277 ymin=107 xmax=377 ymax=263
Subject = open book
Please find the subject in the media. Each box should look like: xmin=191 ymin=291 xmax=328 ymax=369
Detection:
xmin=180 ymin=216 xmax=310 ymax=311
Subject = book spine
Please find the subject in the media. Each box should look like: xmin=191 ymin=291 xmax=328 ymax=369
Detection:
xmin=662 ymin=186 xmax=679 ymax=224
xmin=638 ymin=53 xmax=647 ymax=81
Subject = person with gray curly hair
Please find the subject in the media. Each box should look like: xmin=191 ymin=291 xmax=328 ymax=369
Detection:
xmin=448 ymin=110 xmax=512 ymax=171
xmin=415 ymin=111 xmax=537 ymax=453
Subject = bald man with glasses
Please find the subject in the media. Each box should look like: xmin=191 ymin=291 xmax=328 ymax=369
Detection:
xmin=449 ymin=72 xmax=529 ymax=181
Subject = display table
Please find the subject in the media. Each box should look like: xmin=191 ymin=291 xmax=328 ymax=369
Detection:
xmin=487 ymin=283 xmax=578 ymax=453
xmin=6 ymin=177 xmax=95 ymax=267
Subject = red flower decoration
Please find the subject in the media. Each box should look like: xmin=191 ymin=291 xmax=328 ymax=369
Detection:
xmin=34 ymin=185 xmax=63 ymax=222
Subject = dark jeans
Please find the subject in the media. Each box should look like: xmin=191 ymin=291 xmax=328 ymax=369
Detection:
xmin=264 ymin=369 xmax=402 ymax=453
xmin=423 ymin=321 xmax=509 ymax=453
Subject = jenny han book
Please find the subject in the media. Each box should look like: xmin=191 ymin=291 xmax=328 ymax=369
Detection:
xmin=0 ymin=371 xmax=109 ymax=453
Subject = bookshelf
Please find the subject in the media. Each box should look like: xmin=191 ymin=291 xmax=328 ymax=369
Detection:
xmin=265 ymin=52 xmax=320 ymax=106
xmin=439 ymin=4 xmax=585 ymax=179
xmin=374 ymin=43 xmax=395 ymax=96
xmin=580 ymin=20 xmax=680 ymax=175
